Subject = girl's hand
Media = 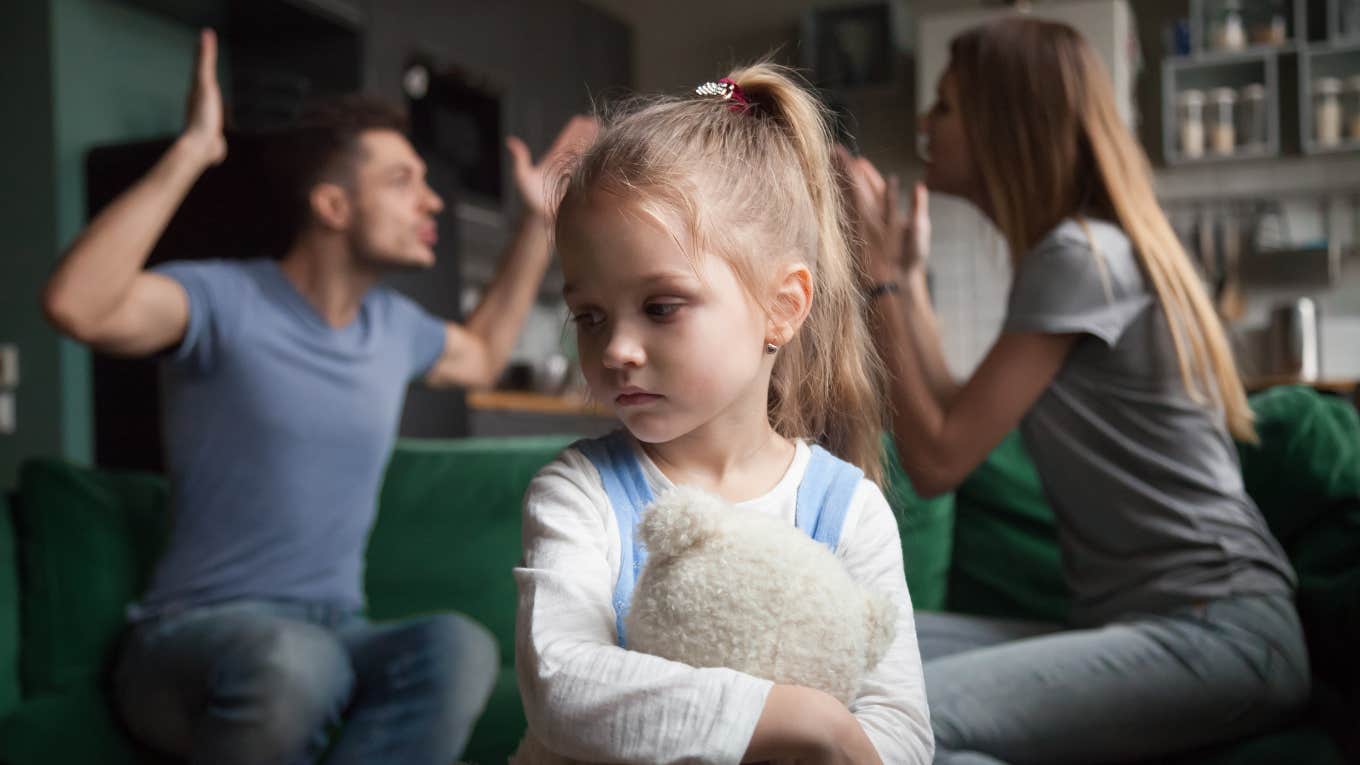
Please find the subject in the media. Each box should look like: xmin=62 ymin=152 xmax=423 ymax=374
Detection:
xmin=744 ymin=685 xmax=882 ymax=765
xmin=805 ymin=707 xmax=883 ymax=765
xmin=837 ymin=147 xmax=930 ymax=283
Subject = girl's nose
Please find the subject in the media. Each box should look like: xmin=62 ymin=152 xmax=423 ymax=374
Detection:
xmin=601 ymin=326 xmax=645 ymax=370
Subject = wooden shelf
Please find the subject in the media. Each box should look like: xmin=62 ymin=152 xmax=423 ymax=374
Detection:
xmin=1155 ymin=151 xmax=1360 ymax=200
xmin=466 ymin=390 xmax=609 ymax=416
xmin=1246 ymin=375 xmax=1358 ymax=394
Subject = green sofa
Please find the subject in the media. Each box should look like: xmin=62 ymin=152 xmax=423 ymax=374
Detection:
xmin=0 ymin=387 xmax=1355 ymax=764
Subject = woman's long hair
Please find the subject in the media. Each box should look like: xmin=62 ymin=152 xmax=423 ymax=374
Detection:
xmin=950 ymin=17 xmax=1255 ymax=440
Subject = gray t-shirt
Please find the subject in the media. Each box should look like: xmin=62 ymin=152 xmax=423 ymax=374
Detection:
xmin=1004 ymin=219 xmax=1295 ymax=626
xmin=133 ymin=259 xmax=447 ymax=617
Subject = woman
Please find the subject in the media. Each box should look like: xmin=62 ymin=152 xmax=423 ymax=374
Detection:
xmin=843 ymin=16 xmax=1309 ymax=764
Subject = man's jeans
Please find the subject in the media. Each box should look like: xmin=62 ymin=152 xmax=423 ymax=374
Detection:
xmin=918 ymin=594 xmax=1311 ymax=764
xmin=113 ymin=599 xmax=498 ymax=765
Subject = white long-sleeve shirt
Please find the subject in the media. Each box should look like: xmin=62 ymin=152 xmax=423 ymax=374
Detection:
xmin=514 ymin=439 xmax=934 ymax=764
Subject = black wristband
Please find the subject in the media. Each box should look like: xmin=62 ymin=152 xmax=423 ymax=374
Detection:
xmin=867 ymin=281 xmax=901 ymax=299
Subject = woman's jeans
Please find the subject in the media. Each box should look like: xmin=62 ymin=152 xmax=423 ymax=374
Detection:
xmin=113 ymin=599 xmax=499 ymax=765
xmin=918 ymin=594 xmax=1311 ymax=764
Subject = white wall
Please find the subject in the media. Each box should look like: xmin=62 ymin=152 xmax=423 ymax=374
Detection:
xmin=580 ymin=0 xmax=1360 ymax=382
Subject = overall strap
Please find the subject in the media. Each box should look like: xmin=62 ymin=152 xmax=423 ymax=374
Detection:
xmin=573 ymin=430 xmax=655 ymax=647
xmin=794 ymin=444 xmax=865 ymax=553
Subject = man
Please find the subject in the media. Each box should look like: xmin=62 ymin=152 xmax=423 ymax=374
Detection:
xmin=42 ymin=29 xmax=595 ymax=764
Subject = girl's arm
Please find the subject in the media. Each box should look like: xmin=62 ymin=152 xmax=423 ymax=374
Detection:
xmin=839 ymin=482 xmax=936 ymax=764
xmin=745 ymin=685 xmax=882 ymax=763
xmin=515 ymin=450 xmax=776 ymax=763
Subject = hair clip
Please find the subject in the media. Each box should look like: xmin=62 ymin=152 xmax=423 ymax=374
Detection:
xmin=695 ymin=77 xmax=749 ymax=111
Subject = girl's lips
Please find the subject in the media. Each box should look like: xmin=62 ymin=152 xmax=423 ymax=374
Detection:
xmin=615 ymin=392 xmax=663 ymax=407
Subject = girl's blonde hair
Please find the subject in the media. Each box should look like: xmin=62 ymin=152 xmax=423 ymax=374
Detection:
xmin=950 ymin=18 xmax=1256 ymax=441
xmin=556 ymin=62 xmax=886 ymax=481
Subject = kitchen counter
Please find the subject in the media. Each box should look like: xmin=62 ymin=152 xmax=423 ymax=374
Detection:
xmin=467 ymin=390 xmax=607 ymax=416
xmin=1245 ymin=376 xmax=1358 ymax=396
xmin=466 ymin=390 xmax=615 ymax=438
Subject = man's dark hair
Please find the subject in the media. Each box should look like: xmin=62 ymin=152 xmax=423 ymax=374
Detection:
xmin=273 ymin=95 xmax=409 ymax=245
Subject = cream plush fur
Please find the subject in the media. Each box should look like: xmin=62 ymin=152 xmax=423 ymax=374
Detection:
xmin=512 ymin=486 xmax=896 ymax=764
xmin=626 ymin=486 xmax=897 ymax=703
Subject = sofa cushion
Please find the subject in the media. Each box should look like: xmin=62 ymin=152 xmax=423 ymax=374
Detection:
xmin=1235 ymin=386 xmax=1360 ymax=757
xmin=463 ymin=667 xmax=529 ymax=765
xmin=366 ymin=436 xmax=574 ymax=765
xmin=0 ymin=685 xmax=176 ymax=765
xmin=948 ymin=430 xmax=1068 ymax=623
xmin=366 ymin=436 xmax=575 ymax=671
xmin=881 ymin=437 xmax=955 ymax=612
xmin=1237 ymin=386 xmax=1360 ymax=544
xmin=1162 ymin=723 xmax=1348 ymax=765
xmin=12 ymin=459 xmax=168 ymax=697
xmin=0 ymin=492 xmax=20 ymax=716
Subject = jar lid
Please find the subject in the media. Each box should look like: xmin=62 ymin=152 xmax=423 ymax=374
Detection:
xmin=1315 ymin=77 xmax=1342 ymax=95
xmin=1347 ymin=74 xmax=1360 ymax=91
xmin=1240 ymin=83 xmax=1266 ymax=100
xmin=1177 ymin=89 xmax=1205 ymax=106
xmin=1209 ymin=87 xmax=1238 ymax=103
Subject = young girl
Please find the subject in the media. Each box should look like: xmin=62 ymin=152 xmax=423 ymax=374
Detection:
xmin=844 ymin=17 xmax=1308 ymax=764
xmin=513 ymin=64 xmax=934 ymax=764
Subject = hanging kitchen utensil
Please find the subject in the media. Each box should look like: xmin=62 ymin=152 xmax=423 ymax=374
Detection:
xmin=1217 ymin=207 xmax=1246 ymax=323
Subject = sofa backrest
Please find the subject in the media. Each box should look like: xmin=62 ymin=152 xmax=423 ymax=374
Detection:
xmin=0 ymin=492 xmax=20 ymax=716
xmin=949 ymin=430 xmax=1068 ymax=623
xmin=365 ymin=435 xmax=576 ymax=665
xmin=881 ymin=436 xmax=955 ymax=612
xmin=9 ymin=460 xmax=168 ymax=697
xmin=3 ymin=436 xmax=574 ymax=700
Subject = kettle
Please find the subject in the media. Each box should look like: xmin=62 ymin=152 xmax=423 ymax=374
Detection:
xmin=1266 ymin=298 xmax=1321 ymax=382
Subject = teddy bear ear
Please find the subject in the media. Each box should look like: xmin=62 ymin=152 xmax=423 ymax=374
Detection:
xmin=862 ymin=591 xmax=898 ymax=672
xmin=639 ymin=486 xmax=727 ymax=557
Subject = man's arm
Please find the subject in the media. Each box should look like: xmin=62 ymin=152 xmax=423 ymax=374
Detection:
xmin=42 ymin=29 xmax=226 ymax=357
xmin=424 ymin=116 xmax=597 ymax=389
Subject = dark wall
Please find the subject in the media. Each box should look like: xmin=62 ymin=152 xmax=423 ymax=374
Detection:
xmin=81 ymin=0 xmax=366 ymax=473
xmin=0 ymin=0 xmax=59 ymax=489
xmin=363 ymin=0 xmax=632 ymax=438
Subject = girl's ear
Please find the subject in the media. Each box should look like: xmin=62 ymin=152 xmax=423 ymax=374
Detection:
xmin=766 ymin=262 xmax=814 ymax=346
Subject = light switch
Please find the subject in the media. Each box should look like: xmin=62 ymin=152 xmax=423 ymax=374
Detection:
xmin=0 ymin=392 xmax=14 ymax=434
xmin=0 ymin=343 xmax=17 ymax=388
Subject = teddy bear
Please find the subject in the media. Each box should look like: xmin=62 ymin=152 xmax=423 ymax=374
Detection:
xmin=511 ymin=486 xmax=896 ymax=764
xmin=626 ymin=485 xmax=897 ymax=704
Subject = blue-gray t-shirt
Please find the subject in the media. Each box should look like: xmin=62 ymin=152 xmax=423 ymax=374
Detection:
xmin=133 ymin=259 xmax=447 ymax=617
xmin=1005 ymin=219 xmax=1295 ymax=627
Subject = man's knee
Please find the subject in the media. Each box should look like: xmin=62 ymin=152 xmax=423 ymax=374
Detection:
xmin=408 ymin=614 xmax=499 ymax=712
xmin=213 ymin=619 xmax=354 ymax=746
xmin=421 ymin=613 xmax=498 ymax=665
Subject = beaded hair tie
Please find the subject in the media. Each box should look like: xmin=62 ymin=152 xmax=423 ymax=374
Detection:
xmin=694 ymin=77 xmax=749 ymax=112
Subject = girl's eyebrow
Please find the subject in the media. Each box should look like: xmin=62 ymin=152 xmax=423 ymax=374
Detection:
xmin=563 ymin=269 xmax=700 ymax=298
xmin=638 ymin=270 xmax=701 ymax=289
